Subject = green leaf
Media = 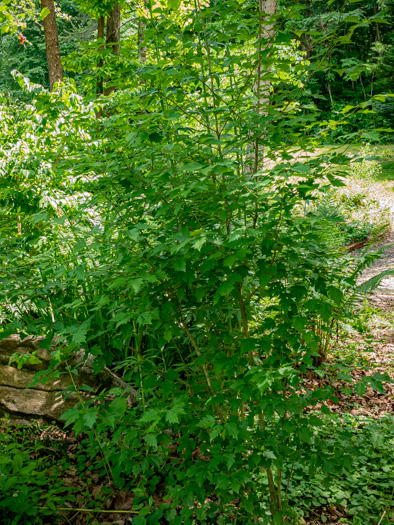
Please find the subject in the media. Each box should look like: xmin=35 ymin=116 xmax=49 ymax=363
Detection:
xmin=144 ymin=434 xmax=158 ymax=448
xmin=262 ymin=450 xmax=276 ymax=460
xmin=168 ymin=0 xmax=182 ymax=10
xmin=130 ymin=278 xmax=144 ymax=293
xmin=69 ymin=321 xmax=89 ymax=345
xmin=109 ymin=397 xmax=127 ymax=418
xmin=356 ymin=269 xmax=394 ymax=295
xmin=240 ymin=338 xmax=255 ymax=353
xmin=39 ymin=7 xmax=50 ymax=20
xmin=227 ymin=453 xmax=235 ymax=469
xmin=82 ymin=410 xmax=98 ymax=429
xmin=292 ymin=317 xmax=307 ymax=331
xmin=355 ymin=382 xmax=366 ymax=396
xmin=327 ymin=286 xmax=343 ymax=305
xmin=183 ymin=162 xmax=203 ymax=172
xmin=173 ymin=258 xmax=186 ymax=272
xmin=75 ymin=265 xmax=85 ymax=281
xmin=140 ymin=409 xmax=161 ymax=424
xmin=197 ymin=415 xmax=216 ymax=428
xmin=291 ymin=162 xmax=310 ymax=175
xmin=225 ymin=423 xmax=239 ymax=440
xmin=370 ymin=430 xmax=384 ymax=448
xmin=362 ymin=131 xmax=380 ymax=141
xmin=193 ymin=236 xmax=206 ymax=251
xmin=209 ymin=425 xmax=223 ymax=442
xmin=344 ymin=15 xmax=360 ymax=23
xmin=341 ymin=105 xmax=355 ymax=114
xmin=166 ymin=402 xmax=185 ymax=424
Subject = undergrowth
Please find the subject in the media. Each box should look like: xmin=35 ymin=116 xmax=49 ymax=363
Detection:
xmin=1 ymin=410 xmax=393 ymax=525
xmin=0 ymin=419 xmax=71 ymax=524
xmin=312 ymin=190 xmax=390 ymax=247
xmin=283 ymin=414 xmax=394 ymax=525
xmin=0 ymin=2 xmax=393 ymax=523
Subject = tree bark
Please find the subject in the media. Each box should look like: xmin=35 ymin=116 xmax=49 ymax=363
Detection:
xmin=106 ymin=1 xmax=120 ymax=56
xmin=246 ymin=0 xmax=277 ymax=175
xmin=40 ymin=0 xmax=63 ymax=91
xmin=104 ymin=1 xmax=120 ymax=96
xmin=254 ymin=0 xmax=277 ymax=112
xmin=374 ymin=3 xmax=382 ymax=43
xmin=97 ymin=16 xmax=105 ymax=96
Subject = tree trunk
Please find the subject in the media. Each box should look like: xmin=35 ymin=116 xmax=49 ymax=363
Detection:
xmin=374 ymin=4 xmax=382 ymax=43
xmin=106 ymin=1 xmax=120 ymax=56
xmin=40 ymin=0 xmax=63 ymax=91
xmin=327 ymin=80 xmax=334 ymax=106
xmin=254 ymin=0 xmax=277 ymax=112
xmin=246 ymin=0 xmax=277 ymax=175
xmin=104 ymin=1 xmax=120 ymax=96
xmin=138 ymin=18 xmax=147 ymax=64
xmin=97 ymin=16 xmax=105 ymax=96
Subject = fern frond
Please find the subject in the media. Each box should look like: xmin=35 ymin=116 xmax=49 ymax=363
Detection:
xmin=356 ymin=269 xmax=394 ymax=295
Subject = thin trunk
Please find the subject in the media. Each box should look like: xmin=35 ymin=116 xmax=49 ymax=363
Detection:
xmin=374 ymin=4 xmax=382 ymax=43
xmin=138 ymin=17 xmax=147 ymax=64
xmin=104 ymin=1 xmax=120 ymax=95
xmin=371 ymin=76 xmax=376 ymax=128
xmin=360 ymin=75 xmax=367 ymax=101
xmin=246 ymin=0 xmax=277 ymax=175
xmin=327 ymin=80 xmax=333 ymax=106
xmin=254 ymin=0 xmax=277 ymax=114
xmin=238 ymin=282 xmax=282 ymax=516
xmin=97 ymin=16 xmax=105 ymax=96
xmin=40 ymin=0 xmax=63 ymax=90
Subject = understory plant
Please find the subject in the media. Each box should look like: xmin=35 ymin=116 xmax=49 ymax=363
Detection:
xmin=349 ymin=144 xmax=383 ymax=182
xmin=278 ymin=414 xmax=394 ymax=524
xmin=0 ymin=421 xmax=70 ymax=524
xmin=312 ymin=190 xmax=390 ymax=246
xmin=0 ymin=1 xmax=392 ymax=523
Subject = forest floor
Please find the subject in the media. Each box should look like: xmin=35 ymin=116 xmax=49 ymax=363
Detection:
xmin=306 ymin=170 xmax=394 ymax=525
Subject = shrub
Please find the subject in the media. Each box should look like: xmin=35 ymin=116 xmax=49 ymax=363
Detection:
xmin=0 ymin=3 xmax=390 ymax=522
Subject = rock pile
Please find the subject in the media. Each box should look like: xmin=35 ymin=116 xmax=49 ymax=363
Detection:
xmin=0 ymin=335 xmax=136 ymax=421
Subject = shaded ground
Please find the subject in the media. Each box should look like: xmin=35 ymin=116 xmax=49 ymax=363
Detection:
xmin=306 ymin=170 xmax=394 ymax=525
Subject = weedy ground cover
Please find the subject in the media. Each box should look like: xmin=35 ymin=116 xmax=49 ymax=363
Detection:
xmin=282 ymin=414 xmax=394 ymax=525
xmin=0 ymin=419 xmax=72 ymax=524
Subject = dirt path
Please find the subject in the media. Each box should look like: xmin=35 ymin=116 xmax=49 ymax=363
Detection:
xmin=309 ymin=180 xmax=394 ymax=525
xmin=333 ymin=179 xmax=394 ymax=423
xmin=355 ymin=179 xmax=394 ymax=382
xmin=357 ymin=179 xmax=394 ymax=305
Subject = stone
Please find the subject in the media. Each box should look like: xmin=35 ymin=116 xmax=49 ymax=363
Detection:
xmin=0 ymin=386 xmax=80 ymax=421
xmin=0 ymin=335 xmax=137 ymax=422
xmin=0 ymin=365 xmax=70 ymax=391
xmin=0 ymin=334 xmax=52 ymax=369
